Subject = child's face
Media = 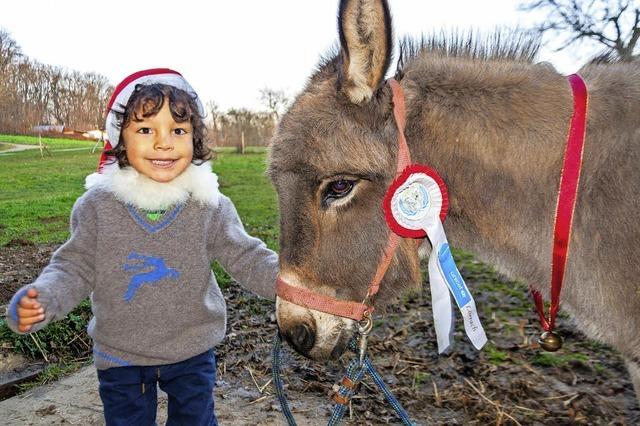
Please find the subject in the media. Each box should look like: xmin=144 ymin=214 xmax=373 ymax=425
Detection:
xmin=122 ymin=101 xmax=194 ymax=183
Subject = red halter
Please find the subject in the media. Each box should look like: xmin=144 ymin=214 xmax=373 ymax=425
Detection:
xmin=275 ymin=79 xmax=411 ymax=321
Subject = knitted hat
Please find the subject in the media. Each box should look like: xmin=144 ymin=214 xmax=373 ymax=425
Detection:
xmin=98 ymin=68 xmax=205 ymax=172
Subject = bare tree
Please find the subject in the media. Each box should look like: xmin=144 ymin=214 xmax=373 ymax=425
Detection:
xmin=0 ymin=29 xmax=22 ymax=131
xmin=520 ymin=0 xmax=639 ymax=61
xmin=213 ymin=108 xmax=274 ymax=148
xmin=259 ymin=87 xmax=288 ymax=121
xmin=0 ymin=29 xmax=22 ymax=73
xmin=46 ymin=69 xmax=110 ymax=130
xmin=206 ymin=100 xmax=220 ymax=142
xmin=0 ymin=31 xmax=112 ymax=134
xmin=207 ymin=101 xmax=220 ymax=126
xmin=87 ymin=72 xmax=112 ymax=129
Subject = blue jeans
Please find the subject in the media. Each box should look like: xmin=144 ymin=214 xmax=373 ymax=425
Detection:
xmin=97 ymin=349 xmax=217 ymax=426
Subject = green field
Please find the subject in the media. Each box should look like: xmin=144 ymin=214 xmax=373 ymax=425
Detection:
xmin=0 ymin=136 xmax=278 ymax=249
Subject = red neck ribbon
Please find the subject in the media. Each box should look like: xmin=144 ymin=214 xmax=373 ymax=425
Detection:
xmin=531 ymin=74 xmax=588 ymax=332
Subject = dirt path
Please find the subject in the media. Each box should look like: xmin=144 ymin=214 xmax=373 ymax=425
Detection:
xmin=0 ymin=365 xmax=323 ymax=426
xmin=0 ymin=143 xmax=38 ymax=153
xmin=0 ymin=143 xmax=94 ymax=156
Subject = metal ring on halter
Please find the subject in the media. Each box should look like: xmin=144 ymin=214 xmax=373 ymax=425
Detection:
xmin=357 ymin=310 xmax=373 ymax=335
xmin=359 ymin=291 xmax=376 ymax=325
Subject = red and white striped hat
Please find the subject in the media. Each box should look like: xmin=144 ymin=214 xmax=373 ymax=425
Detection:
xmin=98 ymin=68 xmax=205 ymax=172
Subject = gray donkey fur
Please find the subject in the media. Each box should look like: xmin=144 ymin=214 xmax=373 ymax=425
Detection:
xmin=268 ymin=0 xmax=640 ymax=401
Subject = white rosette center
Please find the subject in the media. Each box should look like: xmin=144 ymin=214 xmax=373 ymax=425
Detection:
xmin=390 ymin=173 xmax=443 ymax=231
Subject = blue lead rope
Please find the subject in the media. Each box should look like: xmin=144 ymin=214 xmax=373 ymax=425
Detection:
xmin=272 ymin=332 xmax=297 ymax=426
xmin=272 ymin=333 xmax=416 ymax=426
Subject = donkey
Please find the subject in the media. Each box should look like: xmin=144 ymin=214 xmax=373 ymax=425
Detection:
xmin=267 ymin=0 xmax=640 ymax=400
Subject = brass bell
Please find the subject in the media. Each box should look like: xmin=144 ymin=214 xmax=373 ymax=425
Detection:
xmin=538 ymin=331 xmax=563 ymax=352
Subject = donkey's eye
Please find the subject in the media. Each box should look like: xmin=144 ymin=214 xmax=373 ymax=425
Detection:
xmin=323 ymin=179 xmax=355 ymax=206
xmin=330 ymin=180 xmax=353 ymax=195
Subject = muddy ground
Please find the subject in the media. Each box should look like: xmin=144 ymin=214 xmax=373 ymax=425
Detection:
xmin=1 ymin=241 xmax=639 ymax=425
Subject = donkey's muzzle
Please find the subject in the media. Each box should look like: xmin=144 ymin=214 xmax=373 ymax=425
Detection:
xmin=283 ymin=323 xmax=316 ymax=356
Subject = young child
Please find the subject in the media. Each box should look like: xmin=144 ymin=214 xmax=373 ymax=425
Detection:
xmin=5 ymin=68 xmax=279 ymax=425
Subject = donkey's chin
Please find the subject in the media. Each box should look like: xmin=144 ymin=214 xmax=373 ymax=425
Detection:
xmin=276 ymin=298 xmax=355 ymax=361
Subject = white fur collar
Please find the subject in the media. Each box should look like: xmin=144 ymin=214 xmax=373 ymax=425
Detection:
xmin=85 ymin=162 xmax=219 ymax=210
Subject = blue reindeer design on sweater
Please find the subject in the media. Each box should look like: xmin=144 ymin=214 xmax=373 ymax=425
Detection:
xmin=122 ymin=252 xmax=180 ymax=302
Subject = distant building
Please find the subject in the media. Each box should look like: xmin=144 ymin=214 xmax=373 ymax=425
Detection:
xmin=30 ymin=125 xmax=105 ymax=141
xmin=82 ymin=129 xmax=106 ymax=140
xmin=31 ymin=125 xmax=65 ymax=134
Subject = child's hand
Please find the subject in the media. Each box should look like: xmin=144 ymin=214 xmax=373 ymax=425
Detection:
xmin=17 ymin=288 xmax=45 ymax=332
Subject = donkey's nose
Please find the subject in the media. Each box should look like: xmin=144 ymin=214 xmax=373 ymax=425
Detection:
xmin=284 ymin=324 xmax=315 ymax=355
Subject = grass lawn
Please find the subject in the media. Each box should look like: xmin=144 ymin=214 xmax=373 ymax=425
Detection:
xmin=0 ymin=149 xmax=96 ymax=245
xmin=212 ymin=150 xmax=278 ymax=250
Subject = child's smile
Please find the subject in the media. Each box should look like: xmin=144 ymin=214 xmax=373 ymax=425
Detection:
xmin=149 ymin=159 xmax=180 ymax=169
xmin=122 ymin=101 xmax=194 ymax=183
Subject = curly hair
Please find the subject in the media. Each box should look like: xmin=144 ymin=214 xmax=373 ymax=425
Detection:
xmin=104 ymin=83 xmax=212 ymax=168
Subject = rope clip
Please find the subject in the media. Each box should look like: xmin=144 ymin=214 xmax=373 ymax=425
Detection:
xmin=357 ymin=311 xmax=373 ymax=366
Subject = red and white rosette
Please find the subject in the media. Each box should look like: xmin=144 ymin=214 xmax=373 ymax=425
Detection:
xmin=383 ymin=165 xmax=487 ymax=353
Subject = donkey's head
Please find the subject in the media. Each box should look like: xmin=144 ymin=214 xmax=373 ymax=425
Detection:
xmin=268 ymin=0 xmax=422 ymax=360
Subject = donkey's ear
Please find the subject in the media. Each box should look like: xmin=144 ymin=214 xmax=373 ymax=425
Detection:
xmin=338 ymin=0 xmax=392 ymax=105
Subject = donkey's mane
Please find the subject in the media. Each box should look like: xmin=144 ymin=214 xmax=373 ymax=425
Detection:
xmin=397 ymin=30 xmax=541 ymax=72
xmin=310 ymin=47 xmax=341 ymax=81
xmin=308 ymin=30 xmax=541 ymax=86
xmin=588 ymin=50 xmax=629 ymax=65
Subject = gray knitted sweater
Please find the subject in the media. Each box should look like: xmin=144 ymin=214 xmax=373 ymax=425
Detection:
xmin=6 ymin=163 xmax=278 ymax=369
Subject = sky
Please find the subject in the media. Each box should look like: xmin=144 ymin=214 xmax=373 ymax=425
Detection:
xmin=2 ymin=0 xmax=595 ymax=112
